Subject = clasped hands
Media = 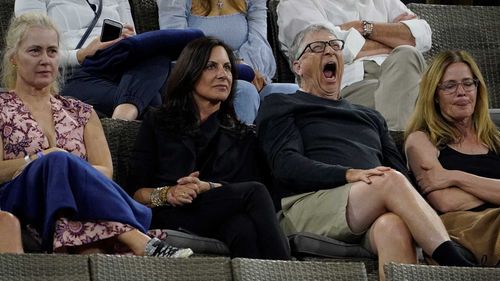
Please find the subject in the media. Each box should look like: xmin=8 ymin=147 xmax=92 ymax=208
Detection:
xmin=166 ymin=171 xmax=220 ymax=207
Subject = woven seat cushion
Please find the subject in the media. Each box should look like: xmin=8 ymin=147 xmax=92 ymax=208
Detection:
xmin=384 ymin=262 xmax=500 ymax=281
xmin=408 ymin=3 xmax=500 ymax=108
xmin=232 ymin=258 xmax=368 ymax=281
xmin=0 ymin=0 xmax=14 ymax=60
xmin=128 ymin=0 xmax=160 ymax=34
xmin=90 ymin=255 xmax=232 ymax=281
xmin=0 ymin=253 xmax=90 ymax=281
xmin=490 ymin=109 xmax=500 ymax=127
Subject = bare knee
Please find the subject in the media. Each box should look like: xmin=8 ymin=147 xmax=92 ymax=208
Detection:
xmin=371 ymin=169 xmax=413 ymax=195
xmin=0 ymin=211 xmax=21 ymax=232
xmin=370 ymin=213 xmax=413 ymax=254
xmin=0 ymin=211 xmax=23 ymax=253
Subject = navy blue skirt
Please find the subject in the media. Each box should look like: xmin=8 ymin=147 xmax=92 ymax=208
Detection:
xmin=0 ymin=152 xmax=151 ymax=251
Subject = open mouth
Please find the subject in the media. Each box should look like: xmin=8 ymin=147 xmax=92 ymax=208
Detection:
xmin=323 ymin=62 xmax=337 ymax=79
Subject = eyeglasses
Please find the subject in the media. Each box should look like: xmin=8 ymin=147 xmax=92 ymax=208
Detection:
xmin=296 ymin=39 xmax=345 ymax=60
xmin=437 ymin=78 xmax=479 ymax=94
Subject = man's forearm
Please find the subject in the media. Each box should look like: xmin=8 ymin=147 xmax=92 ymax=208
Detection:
xmin=356 ymin=38 xmax=392 ymax=59
xmin=370 ymin=22 xmax=415 ymax=48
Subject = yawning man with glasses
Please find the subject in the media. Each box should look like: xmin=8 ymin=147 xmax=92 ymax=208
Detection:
xmin=256 ymin=24 xmax=475 ymax=281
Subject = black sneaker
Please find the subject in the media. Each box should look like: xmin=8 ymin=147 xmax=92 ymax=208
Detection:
xmin=145 ymin=238 xmax=193 ymax=258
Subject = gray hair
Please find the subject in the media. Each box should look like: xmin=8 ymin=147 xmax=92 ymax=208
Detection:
xmin=288 ymin=24 xmax=336 ymax=83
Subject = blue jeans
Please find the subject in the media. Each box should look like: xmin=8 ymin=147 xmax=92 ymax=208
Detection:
xmin=233 ymin=80 xmax=260 ymax=124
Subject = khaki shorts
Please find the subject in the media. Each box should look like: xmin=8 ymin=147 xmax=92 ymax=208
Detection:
xmin=279 ymin=183 xmax=371 ymax=251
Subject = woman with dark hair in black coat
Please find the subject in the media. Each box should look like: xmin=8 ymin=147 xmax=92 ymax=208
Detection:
xmin=127 ymin=36 xmax=290 ymax=259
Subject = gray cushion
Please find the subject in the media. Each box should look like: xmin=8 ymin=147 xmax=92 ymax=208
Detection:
xmin=288 ymin=232 xmax=375 ymax=259
xmin=165 ymin=230 xmax=230 ymax=256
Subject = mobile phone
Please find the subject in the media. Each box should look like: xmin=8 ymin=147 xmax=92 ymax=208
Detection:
xmin=100 ymin=19 xmax=123 ymax=42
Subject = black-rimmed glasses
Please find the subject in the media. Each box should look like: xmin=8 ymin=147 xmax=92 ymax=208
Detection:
xmin=296 ymin=39 xmax=345 ymax=60
xmin=438 ymin=78 xmax=479 ymax=94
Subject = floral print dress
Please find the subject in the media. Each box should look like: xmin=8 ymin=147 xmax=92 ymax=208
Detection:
xmin=0 ymin=91 xmax=135 ymax=252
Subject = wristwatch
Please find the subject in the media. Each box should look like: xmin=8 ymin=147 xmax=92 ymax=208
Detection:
xmin=361 ymin=20 xmax=374 ymax=38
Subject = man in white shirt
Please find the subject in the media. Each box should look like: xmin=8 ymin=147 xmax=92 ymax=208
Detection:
xmin=277 ymin=0 xmax=431 ymax=130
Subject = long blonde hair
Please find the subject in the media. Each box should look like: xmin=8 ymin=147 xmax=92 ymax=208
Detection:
xmin=191 ymin=0 xmax=247 ymax=16
xmin=1 ymin=12 xmax=61 ymax=94
xmin=406 ymin=50 xmax=500 ymax=152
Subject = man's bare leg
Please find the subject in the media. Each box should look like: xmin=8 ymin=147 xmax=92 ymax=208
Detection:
xmin=365 ymin=213 xmax=416 ymax=281
xmin=347 ymin=170 xmax=448 ymax=255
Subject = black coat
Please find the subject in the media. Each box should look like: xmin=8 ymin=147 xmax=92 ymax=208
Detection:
xmin=126 ymin=111 xmax=266 ymax=196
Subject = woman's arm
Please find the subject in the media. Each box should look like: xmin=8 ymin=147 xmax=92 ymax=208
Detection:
xmin=405 ymin=131 xmax=485 ymax=212
xmin=449 ymin=170 xmax=500 ymax=206
xmin=0 ymin=139 xmax=67 ymax=184
xmin=134 ymin=171 xmax=222 ymax=207
xmin=0 ymin=137 xmax=31 ymax=184
xmin=83 ymin=110 xmax=113 ymax=179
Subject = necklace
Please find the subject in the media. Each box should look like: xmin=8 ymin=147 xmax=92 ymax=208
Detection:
xmin=217 ymin=0 xmax=224 ymax=9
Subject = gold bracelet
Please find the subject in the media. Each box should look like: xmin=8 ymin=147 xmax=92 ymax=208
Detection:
xmin=150 ymin=186 xmax=171 ymax=207
xmin=159 ymin=186 xmax=171 ymax=205
xmin=150 ymin=187 xmax=162 ymax=207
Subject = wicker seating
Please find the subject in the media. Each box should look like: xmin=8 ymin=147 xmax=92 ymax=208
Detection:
xmin=100 ymin=118 xmax=142 ymax=187
xmin=408 ymin=3 xmax=500 ymax=108
xmin=0 ymin=253 xmax=90 ymax=281
xmin=89 ymin=255 xmax=232 ymax=281
xmin=302 ymin=256 xmax=379 ymax=281
xmin=384 ymin=262 xmax=500 ymax=281
xmin=128 ymin=0 xmax=160 ymax=34
xmin=267 ymin=0 xmax=295 ymax=83
xmin=232 ymin=258 xmax=368 ymax=281
xmin=0 ymin=0 xmax=14 ymax=60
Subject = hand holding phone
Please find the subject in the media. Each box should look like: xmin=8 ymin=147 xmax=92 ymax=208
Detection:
xmin=100 ymin=19 xmax=123 ymax=42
